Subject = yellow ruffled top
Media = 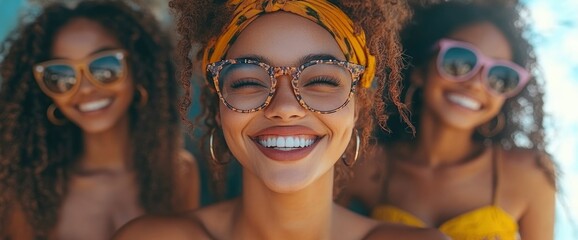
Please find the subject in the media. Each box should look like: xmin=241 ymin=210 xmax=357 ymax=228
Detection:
xmin=372 ymin=205 xmax=519 ymax=240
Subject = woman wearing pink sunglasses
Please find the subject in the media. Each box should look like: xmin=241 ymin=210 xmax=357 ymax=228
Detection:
xmin=342 ymin=1 xmax=557 ymax=240
xmin=0 ymin=1 xmax=199 ymax=239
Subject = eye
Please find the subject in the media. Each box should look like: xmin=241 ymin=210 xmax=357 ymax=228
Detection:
xmin=228 ymin=78 xmax=269 ymax=89
xmin=302 ymin=76 xmax=342 ymax=87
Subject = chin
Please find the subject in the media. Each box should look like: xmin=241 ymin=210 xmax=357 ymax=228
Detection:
xmin=75 ymin=120 xmax=118 ymax=134
xmin=262 ymin=172 xmax=316 ymax=193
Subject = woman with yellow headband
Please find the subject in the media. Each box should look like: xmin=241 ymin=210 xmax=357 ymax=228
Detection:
xmin=114 ymin=0 xmax=447 ymax=239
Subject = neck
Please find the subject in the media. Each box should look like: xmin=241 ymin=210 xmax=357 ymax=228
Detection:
xmin=79 ymin=114 xmax=131 ymax=173
xmin=235 ymin=168 xmax=335 ymax=240
xmin=409 ymin=111 xmax=482 ymax=167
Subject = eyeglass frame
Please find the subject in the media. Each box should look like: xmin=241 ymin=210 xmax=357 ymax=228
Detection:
xmin=435 ymin=38 xmax=530 ymax=98
xmin=206 ymin=58 xmax=365 ymax=114
xmin=32 ymin=49 xmax=129 ymax=98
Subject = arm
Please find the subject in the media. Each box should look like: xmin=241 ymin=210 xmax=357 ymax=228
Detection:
xmin=174 ymin=149 xmax=200 ymax=211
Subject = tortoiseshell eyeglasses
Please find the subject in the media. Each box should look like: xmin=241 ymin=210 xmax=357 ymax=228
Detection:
xmin=207 ymin=58 xmax=364 ymax=114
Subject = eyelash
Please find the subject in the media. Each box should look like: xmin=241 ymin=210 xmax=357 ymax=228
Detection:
xmin=303 ymin=77 xmax=342 ymax=87
xmin=229 ymin=78 xmax=268 ymax=89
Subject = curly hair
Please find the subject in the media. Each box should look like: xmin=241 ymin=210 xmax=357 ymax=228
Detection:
xmin=169 ymin=0 xmax=411 ymax=199
xmin=377 ymin=0 xmax=557 ymax=187
xmin=0 ymin=0 xmax=181 ymax=236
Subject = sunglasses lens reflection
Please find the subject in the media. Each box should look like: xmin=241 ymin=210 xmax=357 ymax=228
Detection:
xmin=89 ymin=54 xmax=124 ymax=84
xmin=441 ymin=47 xmax=477 ymax=78
xmin=487 ymin=65 xmax=520 ymax=95
xmin=42 ymin=64 xmax=77 ymax=93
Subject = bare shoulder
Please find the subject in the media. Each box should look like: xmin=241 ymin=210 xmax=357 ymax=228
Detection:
xmin=364 ymin=223 xmax=449 ymax=240
xmin=112 ymin=214 xmax=211 ymax=240
xmin=178 ymin=149 xmax=198 ymax=170
xmin=501 ymin=148 xmax=556 ymax=186
xmin=174 ymin=148 xmax=200 ymax=210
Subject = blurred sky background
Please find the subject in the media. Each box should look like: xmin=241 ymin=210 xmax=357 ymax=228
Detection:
xmin=0 ymin=0 xmax=576 ymax=238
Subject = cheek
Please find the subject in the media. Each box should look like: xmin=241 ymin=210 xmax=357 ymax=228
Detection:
xmin=51 ymin=96 xmax=74 ymax=117
xmin=487 ymin=96 xmax=506 ymax=115
xmin=218 ymin=107 xmax=248 ymax=149
xmin=112 ymin=79 xmax=135 ymax=107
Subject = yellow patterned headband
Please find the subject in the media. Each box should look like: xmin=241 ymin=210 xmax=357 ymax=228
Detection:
xmin=202 ymin=0 xmax=376 ymax=88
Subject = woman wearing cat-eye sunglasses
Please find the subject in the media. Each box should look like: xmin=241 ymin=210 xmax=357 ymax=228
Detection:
xmin=342 ymin=1 xmax=557 ymax=240
xmin=0 ymin=1 xmax=199 ymax=239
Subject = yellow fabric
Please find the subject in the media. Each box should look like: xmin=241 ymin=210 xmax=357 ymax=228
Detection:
xmin=372 ymin=205 xmax=519 ymax=240
xmin=202 ymin=0 xmax=376 ymax=88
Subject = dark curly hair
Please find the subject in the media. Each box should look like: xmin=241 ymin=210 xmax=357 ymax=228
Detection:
xmin=377 ymin=0 xmax=557 ymax=186
xmin=0 ymin=0 xmax=181 ymax=236
xmin=169 ymin=0 xmax=411 ymax=199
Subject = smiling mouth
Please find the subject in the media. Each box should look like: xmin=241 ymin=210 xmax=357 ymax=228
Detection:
xmin=446 ymin=93 xmax=482 ymax=111
xmin=78 ymin=98 xmax=113 ymax=112
xmin=255 ymin=135 xmax=319 ymax=151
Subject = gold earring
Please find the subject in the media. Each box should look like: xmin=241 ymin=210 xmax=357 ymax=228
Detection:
xmin=136 ymin=84 xmax=148 ymax=108
xmin=209 ymin=128 xmax=229 ymax=165
xmin=478 ymin=112 xmax=506 ymax=138
xmin=47 ymin=104 xmax=67 ymax=126
xmin=342 ymin=129 xmax=360 ymax=167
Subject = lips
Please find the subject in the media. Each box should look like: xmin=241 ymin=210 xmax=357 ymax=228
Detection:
xmin=77 ymin=98 xmax=113 ymax=112
xmin=446 ymin=92 xmax=482 ymax=111
xmin=251 ymin=126 xmax=322 ymax=161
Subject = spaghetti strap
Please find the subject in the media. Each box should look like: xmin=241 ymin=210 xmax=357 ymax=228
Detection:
xmin=491 ymin=145 xmax=501 ymax=206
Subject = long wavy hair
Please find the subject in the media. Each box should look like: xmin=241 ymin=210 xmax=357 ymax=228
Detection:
xmin=169 ymin=0 xmax=411 ymax=199
xmin=0 ymin=0 xmax=180 ymax=236
xmin=377 ymin=0 xmax=557 ymax=187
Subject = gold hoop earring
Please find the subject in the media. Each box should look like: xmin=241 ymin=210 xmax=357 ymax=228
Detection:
xmin=404 ymin=84 xmax=418 ymax=108
xmin=477 ymin=112 xmax=506 ymax=138
xmin=47 ymin=104 xmax=67 ymax=126
xmin=342 ymin=129 xmax=360 ymax=167
xmin=136 ymin=84 xmax=148 ymax=108
xmin=209 ymin=128 xmax=229 ymax=165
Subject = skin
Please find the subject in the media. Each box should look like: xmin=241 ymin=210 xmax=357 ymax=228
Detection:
xmin=7 ymin=18 xmax=199 ymax=240
xmin=344 ymin=22 xmax=555 ymax=240
xmin=114 ymin=12 xmax=447 ymax=240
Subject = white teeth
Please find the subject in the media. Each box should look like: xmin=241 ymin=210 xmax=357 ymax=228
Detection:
xmin=78 ymin=98 xmax=112 ymax=112
xmin=258 ymin=135 xmax=316 ymax=150
xmin=447 ymin=93 xmax=481 ymax=110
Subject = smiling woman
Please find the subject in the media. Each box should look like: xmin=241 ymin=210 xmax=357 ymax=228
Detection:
xmin=341 ymin=1 xmax=557 ymax=240
xmin=0 ymin=1 xmax=199 ymax=239
xmin=111 ymin=0 xmax=450 ymax=239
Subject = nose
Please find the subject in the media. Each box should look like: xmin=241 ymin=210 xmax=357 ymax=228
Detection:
xmin=263 ymin=75 xmax=307 ymax=121
xmin=462 ymin=67 xmax=486 ymax=92
xmin=77 ymin=69 xmax=98 ymax=95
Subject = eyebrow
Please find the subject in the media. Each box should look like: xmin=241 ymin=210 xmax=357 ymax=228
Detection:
xmin=235 ymin=54 xmax=341 ymax=66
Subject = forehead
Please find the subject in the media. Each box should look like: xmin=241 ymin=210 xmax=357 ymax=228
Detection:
xmin=51 ymin=17 xmax=122 ymax=60
xmin=225 ymin=12 xmax=345 ymax=65
xmin=448 ymin=22 xmax=512 ymax=60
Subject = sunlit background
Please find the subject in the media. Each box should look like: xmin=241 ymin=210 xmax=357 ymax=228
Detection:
xmin=0 ymin=0 xmax=576 ymax=238
xmin=523 ymin=0 xmax=578 ymax=238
